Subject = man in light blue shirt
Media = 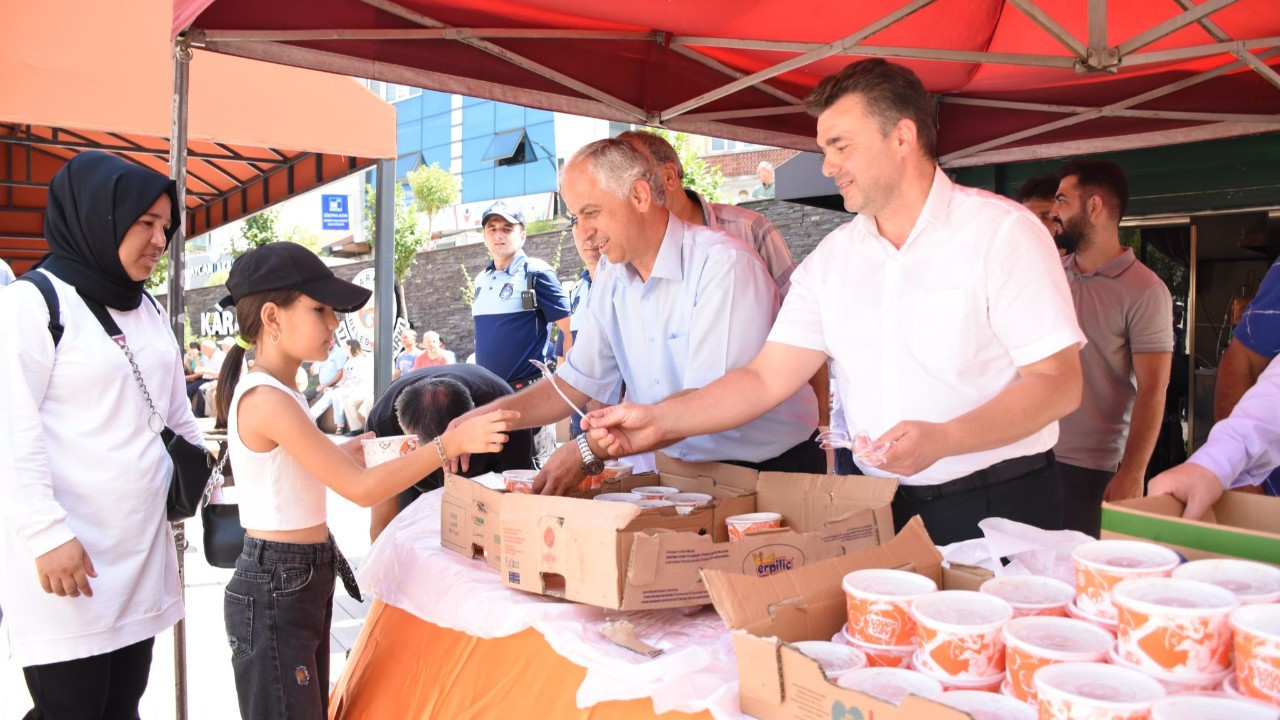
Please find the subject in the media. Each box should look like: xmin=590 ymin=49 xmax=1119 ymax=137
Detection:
xmin=452 ymin=138 xmax=820 ymax=495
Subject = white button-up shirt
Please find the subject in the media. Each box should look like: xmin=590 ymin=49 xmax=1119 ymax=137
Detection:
xmin=769 ymin=168 xmax=1085 ymax=485
xmin=558 ymin=213 xmax=819 ymax=463
xmin=1189 ymin=355 xmax=1280 ymax=489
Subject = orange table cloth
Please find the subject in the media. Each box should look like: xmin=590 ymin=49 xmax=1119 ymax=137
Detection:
xmin=330 ymin=601 xmax=715 ymax=719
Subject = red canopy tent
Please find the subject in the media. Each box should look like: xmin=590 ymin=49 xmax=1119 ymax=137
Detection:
xmin=173 ymin=0 xmax=1280 ymax=167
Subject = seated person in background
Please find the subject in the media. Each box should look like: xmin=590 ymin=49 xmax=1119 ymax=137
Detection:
xmin=1148 ymin=353 xmax=1280 ymax=519
xmin=392 ymin=329 xmax=419 ymax=380
xmin=412 ymin=330 xmax=453 ymax=369
xmin=185 ymin=339 xmax=224 ymax=417
xmin=310 ymin=338 xmax=355 ymax=433
xmin=367 ymin=364 xmax=536 ymax=541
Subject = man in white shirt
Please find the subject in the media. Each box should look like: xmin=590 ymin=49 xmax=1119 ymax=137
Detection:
xmin=585 ymin=59 xmax=1084 ymax=544
xmin=1149 ymin=356 xmax=1280 ymax=519
xmin=452 ymin=137 xmax=821 ymax=495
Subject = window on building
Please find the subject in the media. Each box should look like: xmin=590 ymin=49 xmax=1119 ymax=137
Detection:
xmin=707 ymin=138 xmax=766 ymax=154
xmin=483 ymin=129 xmax=530 ymax=167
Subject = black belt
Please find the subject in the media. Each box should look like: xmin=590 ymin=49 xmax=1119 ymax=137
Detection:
xmin=510 ymin=373 xmax=542 ymax=391
xmin=896 ymin=451 xmax=1054 ymax=502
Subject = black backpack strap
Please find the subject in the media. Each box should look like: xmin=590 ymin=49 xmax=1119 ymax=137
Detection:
xmin=77 ymin=293 xmax=126 ymax=340
xmin=16 ymin=271 xmax=65 ymax=348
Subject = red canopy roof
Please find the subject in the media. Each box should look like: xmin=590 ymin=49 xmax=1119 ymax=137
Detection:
xmin=176 ymin=0 xmax=1280 ymax=166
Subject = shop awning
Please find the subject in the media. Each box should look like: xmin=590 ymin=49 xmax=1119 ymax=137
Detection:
xmin=0 ymin=0 xmax=396 ymax=275
xmin=174 ymin=0 xmax=1280 ymax=171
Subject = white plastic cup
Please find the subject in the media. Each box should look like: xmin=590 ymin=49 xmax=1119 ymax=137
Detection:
xmin=1229 ymin=602 xmax=1280 ymax=706
xmin=667 ymin=492 xmax=713 ymax=514
xmin=834 ymin=667 xmax=944 ymax=705
xmin=1071 ymin=540 xmax=1181 ymax=621
xmin=1002 ymin=615 xmax=1112 ymax=706
xmin=632 ymin=485 xmax=678 ymax=499
xmin=1151 ymin=692 xmax=1280 ymax=720
xmin=1108 ymin=642 xmax=1232 ymax=694
xmin=911 ymin=649 xmax=1004 ymax=692
xmin=980 ymin=574 xmax=1075 ymax=618
xmin=594 ymin=492 xmax=643 ymax=503
xmin=502 ymin=468 xmax=537 ymax=494
xmin=938 ymin=690 xmax=1036 ymax=720
xmin=1111 ymin=577 xmax=1239 ymax=677
xmin=725 ymin=512 xmax=783 ymax=542
xmin=633 ymin=498 xmax=674 ymax=509
xmin=1172 ymin=559 xmax=1280 ymax=605
xmin=842 ymin=568 xmax=937 ymax=647
xmin=361 ymin=434 xmax=420 ymax=467
xmin=791 ymin=640 xmax=867 ymax=681
xmin=1034 ymin=662 xmax=1165 ymax=720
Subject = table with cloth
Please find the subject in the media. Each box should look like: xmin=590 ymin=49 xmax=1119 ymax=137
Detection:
xmin=329 ymin=489 xmax=747 ymax=719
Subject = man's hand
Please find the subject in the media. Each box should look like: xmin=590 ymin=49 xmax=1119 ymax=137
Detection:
xmin=35 ymin=538 xmax=97 ymax=598
xmin=583 ymin=403 xmax=666 ymax=458
xmin=1147 ymin=463 xmax=1224 ymax=520
xmin=1103 ymin=467 xmax=1144 ymax=502
xmin=873 ymin=420 xmax=953 ymax=478
xmin=533 ymin=443 xmax=587 ymax=496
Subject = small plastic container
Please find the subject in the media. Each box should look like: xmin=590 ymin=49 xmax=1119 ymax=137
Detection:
xmin=594 ymin=492 xmax=643 ymax=503
xmin=1151 ymin=692 xmax=1280 ymax=720
xmin=667 ymin=492 xmax=713 ymax=514
xmin=1034 ymin=662 xmax=1165 ymax=720
xmin=1071 ymin=540 xmax=1181 ymax=621
xmin=1172 ymin=559 xmax=1280 ymax=605
xmin=1112 ymin=577 xmax=1239 ymax=677
xmin=791 ymin=640 xmax=867 ymax=681
xmin=937 ymin=690 xmax=1036 ymax=720
xmin=502 ymin=468 xmax=537 ymax=494
xmin=910 ymin=590 xmax=1012 ymax=680
xmin=1229 ymin=603 xmax=1280 ymax=706
xmin=1002 ymin=615 xmax=1112 ymax=706
xmin=1108 ymin=642 xmax=1232 ymax=694
xmin=633 ymin=499 xmax=674 ymax=510
xmin=842 ymin=569 xmax=937 ymax=647
xmin=631 ymin=485 xmax=677 ymax=499
xmin=600 ymin=459 xmax=633 ymax=482
xmin=980 ymin=574 xmax=1074 ymax=618
xmin=834 ymin=667 xmax=944 ymax=705
xmin=725 ymin=512 xmax=782 ymax=542
xmin=361 ymin=434 xmax=420 ymax=466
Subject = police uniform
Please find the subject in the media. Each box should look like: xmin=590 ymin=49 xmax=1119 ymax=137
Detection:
xmin=471 ymin=252 xmax=570 ymax=388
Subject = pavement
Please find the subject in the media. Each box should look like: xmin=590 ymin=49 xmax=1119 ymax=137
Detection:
xmin=1 ymin=428 xmax=375 ymax=720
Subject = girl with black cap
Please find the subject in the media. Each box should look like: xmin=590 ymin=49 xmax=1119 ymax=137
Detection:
xmin=0 ymin=150 xmax=195 ymax=718
xmin=213 ymin=241 xmax=517 ymax=718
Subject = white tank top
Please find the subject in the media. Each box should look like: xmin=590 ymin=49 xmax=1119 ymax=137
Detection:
xmin=228 ymin=371 xmax=327 ymax=531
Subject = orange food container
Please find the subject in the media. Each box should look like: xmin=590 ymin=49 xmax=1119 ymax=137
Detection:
xmin=1071 ymin=540 xmax=1180 ymax=621
xmin=910 ymin=590 xmax=1012 ymax=681
xmin=1230 ymin=603 xmax=1280 ymax=707
xmin=1002 ymin=616 xmax=1111 ymax=706
xmin=841 ymin=569 xmax=936 ymax=647
xmin=1112 ymin=577 xmax=1238 ymax=678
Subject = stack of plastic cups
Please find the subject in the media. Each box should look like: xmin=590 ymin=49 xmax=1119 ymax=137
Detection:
xmin=938 ymin=690 xmax=1036 ymax=720
xmin=1034 ymin=662 xmax=1165 ymax=720
xmin=1150 ymin=692 xmax=1280 ymax=720
xmin=1172 ymin=559 xmax=1280 ymax=605
xmin=791 ymin=641 xmax=867 ymax=684
xmin=834 ymin=667 xmax=944 ymax=705
xmin=840 ymin=569 xmax=937 ymax=668
xmin=1229 ymin=603 xmax=1280 ymax=708
xmin=1111 ymin=577 xmax=1239 ymax=694
xmin=1070 ymin=540 xmax=1181 ymax=633
xmin=980 ymin=574 xmax=1075 ymax=618
xmin=909 ymin=590 xmax=1012 ymax=692
xmin=1001 ymin=616 xmax=1112 ymax=707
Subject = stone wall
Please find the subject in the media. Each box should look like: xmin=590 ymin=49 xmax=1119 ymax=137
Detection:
xmin=167 ymin=198 xmax=853 ymax=357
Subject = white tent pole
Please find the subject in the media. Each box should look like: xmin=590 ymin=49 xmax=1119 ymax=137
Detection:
xmin=1116 ymin=0 xmax=1239 ymax=56
xmin=671 ymin=36 xmax=1075 ymax=68
xmin=1235 ymin=49 xmax=1280 ymax=91
xmin=373 ymin=159 xmax=395 ymax=399
xmin=166 ymin=34 xmax=192 ymax=720
xmin=1126 ymin=36 xmax=1280 ymax=66
xmin=200 ymin=28 xmax=654 ymax=42
xmin=1008 ymin=0 xmax=1087 ymax=59
xmin=355 ymin=0 xmax=648 ymax=121
xmin=660 ymin=0 xmax=937 ymax=121
xmin=1173 ymin=0 xmax=1231 ymax=42
xmin=940 ymin=96 xmax=1280 ymax=124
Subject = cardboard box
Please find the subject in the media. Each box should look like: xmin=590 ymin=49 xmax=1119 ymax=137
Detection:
xmin=440 ymin=472 xmax=507 ymax=571
xmin=1101 ymin=490 xmax=1280 ymax=565
xmin=497 ymin=457 xmax=898 ymax=610
xmin=704 ymin=519 xmax=990 ymax=720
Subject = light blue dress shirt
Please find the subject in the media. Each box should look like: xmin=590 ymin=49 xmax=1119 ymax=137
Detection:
xmin=557 ymin=213 xmax=818 ymax=463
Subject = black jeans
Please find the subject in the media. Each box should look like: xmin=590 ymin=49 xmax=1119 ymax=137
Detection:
xmin=225 ymin=535 xmax=336 ymax=720
xmin=22 ymin=637 xmax=154 ymax=720
xmin=1058 ymin=462 xmax=1115 ymax=538
xmin=891 ymin=459 xmax=1064 ymax=546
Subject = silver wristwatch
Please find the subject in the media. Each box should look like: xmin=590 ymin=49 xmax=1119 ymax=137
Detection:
xmin=576 ymin=434 xmax=605 ymax=476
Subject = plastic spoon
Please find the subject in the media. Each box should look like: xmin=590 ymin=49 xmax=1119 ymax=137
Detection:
xmin=528 ymin=359 xmax=583 ymax=422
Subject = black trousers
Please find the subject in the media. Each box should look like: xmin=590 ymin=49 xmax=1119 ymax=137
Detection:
xmin=891 ymin=460 xmax=1064 ymax=546
xmin=22 ymin=637 xmax=155 ymax=720
xmin=1058 ymin=462 xmax=1115 ymax=539
xmin=727 ymin=430 xmax=826 ymax=474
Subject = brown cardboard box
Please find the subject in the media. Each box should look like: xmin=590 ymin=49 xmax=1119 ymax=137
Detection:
xmin=440 ymin=472 xmax=507 ymax=571
xmin=497 ymin=458 xmax=898 ymax=610
xmin=1101 ymin=490 xmax=1280 ymax=566
xmin=704 ymin=519 xmax=990 ymax=720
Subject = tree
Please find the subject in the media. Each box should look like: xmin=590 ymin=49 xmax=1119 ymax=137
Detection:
xmin=233 ymin=208 xmax=280 ymax=256
xmin=405 ymin=163 xmax=460 ymax=239
xmin=364 ymin=182 xmax=427 ymax=315
xmin=650 ymin=128 xmax=724 ymax=203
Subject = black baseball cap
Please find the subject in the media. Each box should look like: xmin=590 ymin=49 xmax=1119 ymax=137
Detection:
xmin=481 ymin=202 xmax=524 ymax=227
xmin=220 ymin=242 xmax=371 ymax=313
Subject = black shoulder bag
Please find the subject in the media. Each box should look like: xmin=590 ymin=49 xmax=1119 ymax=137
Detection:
xmin=78 ymin=295 xmax=215 ymax=521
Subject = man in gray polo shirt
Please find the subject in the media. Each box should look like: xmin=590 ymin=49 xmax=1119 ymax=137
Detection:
xmin=1051 ymin=160 xmax=1173 ymax=537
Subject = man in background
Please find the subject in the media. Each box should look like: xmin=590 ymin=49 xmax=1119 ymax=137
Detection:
xmin=752 ymin=160 xmax=776 ymax=199
xmin=1016 ymin=173 xmax=1061 ymax=246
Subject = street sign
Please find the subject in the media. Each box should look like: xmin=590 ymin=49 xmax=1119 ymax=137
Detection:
xmin=322 ymin=194 xmax=350 ymax=230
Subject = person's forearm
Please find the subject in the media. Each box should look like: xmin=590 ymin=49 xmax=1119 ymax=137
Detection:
xmin=942 ymin=361 xmax=1080 ymax=457
xmin=656 ymin=365 xmax=789 ymax=442
xmin=1116 ymin=384 xmax=1167 ymax=479
xmin=477 ymin=377 xmax=587 ymax=430
xmin=1213 ymin=340 xmax=1267 ymax=421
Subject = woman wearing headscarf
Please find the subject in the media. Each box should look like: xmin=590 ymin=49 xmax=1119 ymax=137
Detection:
xmin=0 ymin=151 xmax=198 ymax=719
